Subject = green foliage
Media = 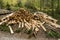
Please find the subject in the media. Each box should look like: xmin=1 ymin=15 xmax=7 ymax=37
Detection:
xmin=15 ymin=28 xmax=21 ymax=33
xmin=17 ymin=1 xmax=23 ymax=7
xmin=20 ymin=0 xmax=27 ymax=7
xmin=46 ymin=29 xmax=60 ymax=38
xmin=25 ymin=0 xmax=40 ymax=10
xmin=0 ymin=0 xmax=59 ymax=12
xmin=0 ymin=23 xmax=10 ymax=32
xmin=10 ymin=6 xmax=19 ymax=11
xmin=2 ymin=0 xmax=17 ymax=6
xmin=0 ymin=0 xmax=3 ymax=8
xmin=0 ymin=0 xmax=18 ymax=10
xmin=6 ymin=2 xmax=11 ymax=10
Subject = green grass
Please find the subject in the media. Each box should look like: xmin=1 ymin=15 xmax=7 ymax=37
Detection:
xmin=46 ymin=29 xmax=60 ymax=38
xmin=15 ymin=28 xmax=22 ymax=33
xmin=0 ymin=23 xmax=10 ymax=32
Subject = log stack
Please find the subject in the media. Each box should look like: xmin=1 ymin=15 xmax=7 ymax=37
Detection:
xmin=0 ymin=8 xmax=60 ymax=37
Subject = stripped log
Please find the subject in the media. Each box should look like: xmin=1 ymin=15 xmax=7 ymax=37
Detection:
xmin=8 ymin=25 xmax=14 ymax=34
xmin=45 ymin=20 xmax=60 ymax=28
xmin=34 ymin=12 xmax=58 ymax=23
xmin=0 ymin=20 xmax=8 ymax=25
xmin=19 ymin=22 xmax=21 ymax=28
xmin=45 ymin=16 xmax=58 ymax=23
xmin=39 ymin=21 xmax=47 ymax=31
xmin=21 ymin=22 xmax=25 ymax=28
xmin=1 ymin=13 xmax=14 ymax=21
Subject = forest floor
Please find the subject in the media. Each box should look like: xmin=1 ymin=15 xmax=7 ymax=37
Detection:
xmin=0 ymin=30 xmax=58 ymax=40
xmin=0 ymin=14 xmax=59 ymax=40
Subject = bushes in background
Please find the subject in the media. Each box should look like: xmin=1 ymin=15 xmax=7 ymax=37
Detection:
xmin=0 ymin=0 xmax=41 ymax=11
xmin=0 ymin=0 xmax=18 ymax=11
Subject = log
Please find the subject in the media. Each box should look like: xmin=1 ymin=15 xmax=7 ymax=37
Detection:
xmin=25 ymin=23 xmax=30 ymax=30
xmin=42 ymin=22 xmax=45 ymax=25
xmin=38 ymin=21 xmax=47 ymax=31
xmin=18 ymin=22 xmax=21 ymax=28
xmin=8 ymin=25 xmax=14 ymax=34
xmin=24 ymin=19 xmax=32 ymax=28
xmin=7 ymin=20 xmax=17 ymax=25
xmin=43 ymin=19 xmax=60 ymax=28
xmin=35 ymin=27 xmax=39 ymax=32
xmin=34 ymin=12 xmax=58 ymax=23
xmin=36 ymin=25 xmax=40 ymax=28
xmin=46 ymin=16 xmax=58 ymax=23
xmin=21 ymin=22 xmax=25 ymax=28
xmin=1 ymin=13 xmax=14 ymax=21
xmin=0 ymin=20 xmax=7 ymax=25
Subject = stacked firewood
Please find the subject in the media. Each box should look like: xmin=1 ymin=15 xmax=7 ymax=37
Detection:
xmin=0 ymin=8 xmax=60 ymax=37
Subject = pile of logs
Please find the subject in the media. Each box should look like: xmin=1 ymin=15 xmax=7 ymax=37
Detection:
xmin=0 ymin=8 xmax=60 ymax=37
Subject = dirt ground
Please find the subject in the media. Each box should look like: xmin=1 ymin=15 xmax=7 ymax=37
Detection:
xmin=0 ymin=14 xmax=59 ymax=40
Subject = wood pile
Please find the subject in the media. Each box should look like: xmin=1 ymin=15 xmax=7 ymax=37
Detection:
xmin=0 ymin=8 xmax=60 ymax=37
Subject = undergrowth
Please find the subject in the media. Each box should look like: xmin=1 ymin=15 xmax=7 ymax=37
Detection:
xmin=0 ymin=23 xmax=10 ymax=32
xmin=46 ymin=29 xmax=60 ymax=38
